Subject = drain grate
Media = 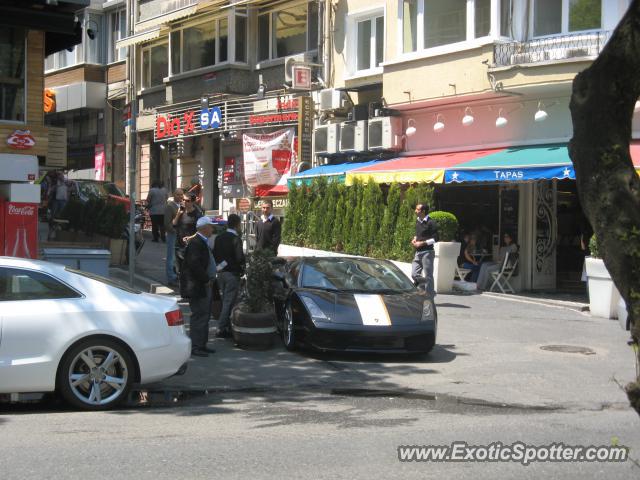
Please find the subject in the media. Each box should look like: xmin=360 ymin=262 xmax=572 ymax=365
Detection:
xmin=540 ymin=345 xmax=596 ymax=355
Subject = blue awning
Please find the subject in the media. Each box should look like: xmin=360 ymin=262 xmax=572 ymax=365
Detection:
xmin=289 ymin=160 xmax=381 ymax=186
xmin=446 ymin=165 xmax=575 ymax=183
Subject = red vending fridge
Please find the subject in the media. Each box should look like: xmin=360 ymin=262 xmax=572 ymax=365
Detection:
xmin=0 ymin=198 xmax=38 ymax=259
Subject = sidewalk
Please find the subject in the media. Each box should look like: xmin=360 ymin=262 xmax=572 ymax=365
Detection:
xmin=108 ymin=231 xmax=633 ymax=411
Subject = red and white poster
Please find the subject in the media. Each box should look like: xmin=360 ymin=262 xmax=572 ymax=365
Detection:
xmin=242 ymin=128 xmax=296 ymax=196
xmin=95 ymin=144 xmax=106 ymax=181
xmin=2 ymin=201 xmax=38 ymax=259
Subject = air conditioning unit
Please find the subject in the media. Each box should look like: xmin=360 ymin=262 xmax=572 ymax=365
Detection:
xmin=285 ymin=52 xmax=315 ymax=82
xmin=339 ymin=120 xmax=367 ymax=153
xmin=314 ymin=123 xmax=340 ymax=156
xmin=319 ymin=88 xmax=350 ymax=111
xmin=367 ymin=116 xmax=402 ymax=151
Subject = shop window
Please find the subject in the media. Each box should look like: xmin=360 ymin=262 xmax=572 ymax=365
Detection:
xmin=258 ymin=1 xmax=318 ymax=61
xmin=533 ymin=0 xmax=601 ymax=37
xmin=142 ymin=43 xmax=168 ymax=88
xmin=0 ymin=27 xmax=25 ymax=122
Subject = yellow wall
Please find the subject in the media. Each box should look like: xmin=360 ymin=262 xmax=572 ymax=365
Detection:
xmin=0 ymin=30 xmax=48 ymax=157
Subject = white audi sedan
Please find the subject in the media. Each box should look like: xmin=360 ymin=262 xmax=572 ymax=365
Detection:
xmin=0 ymin=257 xmax=191 ymax=410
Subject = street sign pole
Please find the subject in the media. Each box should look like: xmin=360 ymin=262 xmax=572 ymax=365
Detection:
xmin=126 ymin=0 xmax=138 ymax=287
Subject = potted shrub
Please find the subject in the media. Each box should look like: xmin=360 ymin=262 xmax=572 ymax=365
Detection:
xmin=584 ymin=235 xmax=621 ymax=319
xmin=231 ymin=249 xmax=278 ymax=349
xmin=429 ymin=211 xmax=460 ymax=293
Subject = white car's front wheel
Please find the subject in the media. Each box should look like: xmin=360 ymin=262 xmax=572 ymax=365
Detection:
xmin=57 ymin=338 xmax=134 ymax=410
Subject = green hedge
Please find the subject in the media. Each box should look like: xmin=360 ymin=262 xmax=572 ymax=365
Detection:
xmin=283 ymin=178 xmax=439 ymax=261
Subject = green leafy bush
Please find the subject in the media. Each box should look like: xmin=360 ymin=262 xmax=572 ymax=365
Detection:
xmin=589 ymin=234 xmax=600 ymax=258
xmin=245 ymin=249 xmax=275 ymax=313
xmin=429 ymin=211 xmax=458 ymax=242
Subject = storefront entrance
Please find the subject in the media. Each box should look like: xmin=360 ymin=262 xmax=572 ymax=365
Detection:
xmin=556 ymin=179 xmax=589 ymax=293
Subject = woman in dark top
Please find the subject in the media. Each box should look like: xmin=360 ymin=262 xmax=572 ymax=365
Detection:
xmin=173 ymin=194 xmax=203 ymax=276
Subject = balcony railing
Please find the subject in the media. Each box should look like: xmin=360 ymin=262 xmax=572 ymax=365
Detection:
xmin=493 ymin=31 xmax=611 ymax=67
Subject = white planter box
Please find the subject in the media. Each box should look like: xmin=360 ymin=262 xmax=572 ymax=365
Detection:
xmin=617 ymin=297 xmax=629 ymax=331
xmin=585 ymin=257 xmax=621 ymax=319
xmin=434 ymin=241 xmax=461 ymax=294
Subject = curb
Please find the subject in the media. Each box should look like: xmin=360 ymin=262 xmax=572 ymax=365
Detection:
xmin=481 ymin=291 xmax=589 ymax=312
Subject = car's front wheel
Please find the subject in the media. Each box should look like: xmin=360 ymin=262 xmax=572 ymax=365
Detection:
xmin=57 ymin=338 xmax=134 ymax=410
xmin=282 ymin=302 xmax=296 ymax=351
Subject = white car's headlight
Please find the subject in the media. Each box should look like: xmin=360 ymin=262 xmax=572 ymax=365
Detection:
xmin=301 ymin=296 xmax=329 ymax=323
xmin=421 ymin=299 xmax=436 ymax=322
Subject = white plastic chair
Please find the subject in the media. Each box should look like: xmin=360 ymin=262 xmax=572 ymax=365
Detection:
xmin=489 ymin=252 xmax=519 ymax=294
xmin=455 ymin=265 xmax=471 ymax=281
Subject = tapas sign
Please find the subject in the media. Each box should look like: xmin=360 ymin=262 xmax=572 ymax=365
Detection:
xmin=7 ymin=130 xmax=36 ymax=150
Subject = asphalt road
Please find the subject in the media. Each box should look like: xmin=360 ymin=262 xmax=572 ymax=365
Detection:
xmin=1 ymin=388 xmax=638 ymax=479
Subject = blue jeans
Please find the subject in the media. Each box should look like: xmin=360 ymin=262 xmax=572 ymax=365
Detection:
xmin=462 ymin=262 xmax=480 ymax=282
xmin=166 ymin=232 xmax=177 ymax=283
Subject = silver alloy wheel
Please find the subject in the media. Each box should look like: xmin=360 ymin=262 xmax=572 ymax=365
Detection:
xmin=67 ymin=346 xmax=129 ymax=406
xmin=284 ymin=304 xmax=294 ymax=347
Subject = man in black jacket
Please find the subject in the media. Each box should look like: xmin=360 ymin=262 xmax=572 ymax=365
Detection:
xmin=213 ymin=214 xmax=246 ymax=338
xmin=411 ymin=203 xmax=439 ymax=296
xmin=181 ymin=216 xmax=217 ymax=357
xmin=255 ymin=199 xmax=281 ymax=254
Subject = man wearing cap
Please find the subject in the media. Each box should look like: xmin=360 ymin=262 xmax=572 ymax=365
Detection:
xmin=181 ymin=216 xmax=217 ymax=357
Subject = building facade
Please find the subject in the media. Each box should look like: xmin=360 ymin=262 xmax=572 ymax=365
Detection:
xmin=307 ymin=0 xmax=638 ymax=292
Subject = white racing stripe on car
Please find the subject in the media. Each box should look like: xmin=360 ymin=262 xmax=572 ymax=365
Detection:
xmin=354 ymin=294 xmax=391 ymax=326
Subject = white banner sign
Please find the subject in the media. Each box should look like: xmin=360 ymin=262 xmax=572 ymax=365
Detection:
xmin=242 ymin=128 xmax=296 ymax=188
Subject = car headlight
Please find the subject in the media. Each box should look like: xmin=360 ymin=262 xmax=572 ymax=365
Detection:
xmin=421 ymin=299 xmax=435 ymax=322
xmin=300 ymin=296 xmax=330 ymax=324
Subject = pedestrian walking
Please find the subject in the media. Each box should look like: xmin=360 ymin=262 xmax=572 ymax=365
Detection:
xmin=255 ymin=199 xmax=281 ymax=255
xmin=181 ymin=216 xmax=217 ymax=357
xmin=213 ymin=213 xmax=245 ymax=338
xmin=146 ymin=180 xmax=168 ymax=242
xmin=411 ymin=203 xmax=439 ymax=296
xmin=164 ymin=188 xmax=184 ymax=287
xmin=51 ymin=173 xmax=68 ymax=219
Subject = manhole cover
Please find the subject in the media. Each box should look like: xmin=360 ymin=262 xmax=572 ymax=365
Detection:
xmin=540 ymin=345 xmax=596 ymax=355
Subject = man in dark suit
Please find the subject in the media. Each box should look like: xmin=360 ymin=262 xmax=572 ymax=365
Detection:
xmin=181 ymin=216 xmax=217 ymax=357
xmin=255 ymin=199 xmax=281 ymax=255
xmin=213 ymin=214 xmax=246 ymax=338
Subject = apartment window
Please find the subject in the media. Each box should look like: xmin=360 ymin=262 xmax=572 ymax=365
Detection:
xmin=171 ymin=15 xmax=244 ymax=74
xmin=500 ymin=0 xmax=512 ymax=37
xmin=353 ymin=13 xmax=384 ymax=72
xmin=235 ymin=15 xmax=247 ymax=62
xmin=109 ymin=9 xmax=127 ymax=62
xmin=258 ymin=1 xmax=318 ymax=61
xmin=0 ymin=27 xmax=25 ymax=122
xmin=533 ymin=0 xmax=601 ymax=37
xmin=142 ymin=43 xmax=168 ymax=88
xmin=402 ymin=0 xmax=501 ymax=53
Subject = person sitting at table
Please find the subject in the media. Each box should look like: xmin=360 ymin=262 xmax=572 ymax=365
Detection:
xmin=458 ymin=231 xmax=470 ymax=267
xmin=462 ymin=235 xmax=481 ymax=282
xmin=476 ymin=232 xmax=519 ymax=290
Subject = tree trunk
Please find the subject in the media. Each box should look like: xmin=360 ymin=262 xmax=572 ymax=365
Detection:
xmin=568 ymin=0 xmax=640 ymax=415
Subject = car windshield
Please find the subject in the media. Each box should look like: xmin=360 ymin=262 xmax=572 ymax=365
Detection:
xmin=65 ymin=267 xmax=141 ymax=294
xmin=76 ymin=181 xmax=126 ymax=199
xmin=300 ymin=258 xmax=415 ymax=292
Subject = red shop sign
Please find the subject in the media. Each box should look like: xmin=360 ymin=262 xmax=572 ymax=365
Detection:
xmin=156 ymin=111 xmax=196 ymax=139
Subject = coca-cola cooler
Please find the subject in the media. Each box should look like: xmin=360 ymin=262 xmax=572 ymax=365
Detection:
xmin=0 ymin=184 xmax=40 ymax=259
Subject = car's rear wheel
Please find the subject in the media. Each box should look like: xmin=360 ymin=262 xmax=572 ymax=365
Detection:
xmin=57 ymin=338 xmax=134 ymax=410
xmin=282 ymin=302 xmax=296 ymax=350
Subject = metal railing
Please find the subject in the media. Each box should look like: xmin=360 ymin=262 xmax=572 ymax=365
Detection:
xmin=493 ymin=31 xmax=611 ymax=67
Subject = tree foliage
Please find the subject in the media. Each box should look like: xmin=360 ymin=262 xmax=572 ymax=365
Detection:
xmin=568 ymin=0 xmax=640 ymax=415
